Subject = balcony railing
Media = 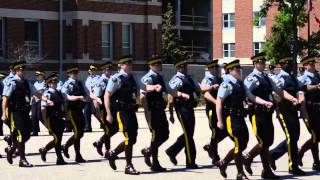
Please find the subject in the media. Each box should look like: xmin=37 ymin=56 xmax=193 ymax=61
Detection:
xmin=180 ymin=14 xmax=209 ymax=27
xmin=182 ymin=44 xmax=209 ymax=59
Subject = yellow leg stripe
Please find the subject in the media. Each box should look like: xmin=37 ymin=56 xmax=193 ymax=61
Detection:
xmin=208 ymin=110 xmax=216 ymax=140
xmin=304 ymin=118 xmax=317 ymax=144
xmin=177 ymin=111 xmax=192 ymax=164
xmin=47 ymin=117 xmax=59 ymax=144
xmin=116 ymin=112 xmax=124 ymax=132
xmin=151 ymin=130 xmax=156 ymax=143
xmin=226 ymin=116 xmax=239 ymax=154
xmin=124 ymin=132 xmax=129 ymax=145
xmin=99 ymin=110 xmax=109 ymax=135
xmin=279 ymin=113 xmax=293 ymax=170
xmin=68 ymin=111 xmax=78 ymax=139
xmin=10 ymin=112 xmax=15 ymax=133
xmin=17 ymin=130 xmax=22 ymax=143
xmin=5 ymin=108 xmax=9 ymax=119
xmin=252 ymin=115 xmax=263 ymax=147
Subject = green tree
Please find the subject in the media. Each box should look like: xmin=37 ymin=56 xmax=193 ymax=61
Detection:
xmin=161 ymin=2 xmax=189 ymax=63
xmin=260 ymin=0 xmax=319 ymax=74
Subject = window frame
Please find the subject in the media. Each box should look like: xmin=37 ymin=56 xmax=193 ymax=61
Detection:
xmin=101 ymin=22 xmax=113 ymax=60
xmin=253 ymin=42 xmax=265 ymax=55
xmin=253 ymin=12 xmax=266 ymax=27
xmin=0 ymin=17 xmax=4 ymax=58
xmin=223 ymin=13 xmax=235 ymax=29
xmin=121 ymin=23 xmax=133 ymax=56
xmin=24 ymin=19 xmax=42 ymax=58
xmin=223 ymin=43 xmax=235 ymax=58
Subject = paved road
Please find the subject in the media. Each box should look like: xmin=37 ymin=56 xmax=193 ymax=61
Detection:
xmin=0 ymin=111 xmax=319 ymax=180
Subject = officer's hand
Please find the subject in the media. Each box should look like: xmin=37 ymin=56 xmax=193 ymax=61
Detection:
xmin=97 ymin=98 xmax=103 ymax=105
xmin=106 ymin=114 xmax=113 ymax=124
xmin=155 ymin=85 xmax=162 ymax=92
xmin=47 ymin=100 xmax=54 ymax=107
xmin=217 ymin=121 xmax=224 ymax=130
xmin=212 ymin=84 xmax=219 ymax=90
xmin=1 ymin=114 xmax=7 ymax=123
xmin=181 ymin=93 xmax=190 ymax=100
xmin=264 ymin=101 xmax=273 ymax=109
xmin=291 ymin=98 xmax=299 ymax=106
xmin=79 ymin=96 xmax=85 ymax=102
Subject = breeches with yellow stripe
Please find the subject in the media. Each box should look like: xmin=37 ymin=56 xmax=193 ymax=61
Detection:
xmin=167 ymin=106 xmax=196 ymax=165
xmin=304 ymin=107 xmax=320 ymax=143
xmin=274 ymin=106 xmax=300 ymax=170
xmin=46 ymin=114 xmax=65 ymax=144
xmin=67 ymin=108 xmax=85 ymax=140
xmin=224 ymin=113 xmax=249 ymax=154
xmin=11 ymin=110 xmax=32 ymax=143
xmin=249 ymin=111 xmax=274 ymax=148
xmin=206 ymin=106 xmax=227 ymax=143
xmin=147 ymin=109 xmax=169 ymax=147
xmin=116 ymin=110 xmax=138 ymax=146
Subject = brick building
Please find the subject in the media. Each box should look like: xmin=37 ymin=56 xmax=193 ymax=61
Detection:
xmin=0 ymin=0 xmax=162 ymax=72
xmin=212 ymin=0 xmax=320 ymax=65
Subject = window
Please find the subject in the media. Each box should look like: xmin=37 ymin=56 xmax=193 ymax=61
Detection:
xmin=102 ymin=23 xmax=113 ymax=60
xmin=0 ymin=18 xmax=3 ymax=57
xmin=253 ymin=42 xmax=265 ymax=55
xmin=253 ymin=12 xmax=266 ymax=27
xmin=223 ymin=13 xmax=235 ymax=28
xmin=223 ymin=43 xmax=235 ymax=58
xmin=122 ymin=24 xmax=132 ymax=56
xmin=24 ymin=20 xmax=41 ymax=57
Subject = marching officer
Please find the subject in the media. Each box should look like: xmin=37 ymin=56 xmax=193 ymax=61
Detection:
xmin=84 ymin=65 xmax=100 ymax=132
xmin=166 ymin=58 xmax=201 ymax=169
xmin=140 ymin=56 xmax=169 ymax=172
xmin=200 ymin=59 xmax=225 ymax=165
xmin=243 ymin=52 xmax=280 ymax=179
xmin=297 ymin=55 xmax=320 ymax=171
xmin=0 ymin=72 xmax=7 ymax=137
xmin=39 ymin=73 xmax=67 ymax=165
xmin=61 ymin=66 xmax=89 ymax=163
xmin=92 ymin=61 xmax=115 ymax=159
xmin=104 ymin=55 xmax=140 ymax=175
xmin=269 ymin=56 xmax=306 ymax=175
xmin=2 ymin=64 xmax=16 ymax=146
xmin=1 ymin=61 xmax=39 ymax=167
xmin=31 ymin=70 xmax=46 ymax=136
xmin=215 ymin=59 xmax=249 ymax=180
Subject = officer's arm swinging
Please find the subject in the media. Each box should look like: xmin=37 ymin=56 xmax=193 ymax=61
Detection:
xmin=1 ymin=96 xmax=8 ymax=122
xmin=216 ymin=97 xmax=224 ymax=130
xmin=104 ymin=91 xmax=112 ymax=123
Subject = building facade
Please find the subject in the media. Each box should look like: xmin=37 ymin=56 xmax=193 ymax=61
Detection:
xmin=212 ymin=0 xmax=320 ymax=65
xmin=0 ymin=0 xmax=162 ymax=72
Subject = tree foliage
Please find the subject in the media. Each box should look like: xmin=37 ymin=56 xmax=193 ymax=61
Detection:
xmin=160 ymin=2 xmax=189 ymax=63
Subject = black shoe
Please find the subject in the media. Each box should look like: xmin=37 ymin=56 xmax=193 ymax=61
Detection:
xmin=30 ymin=132 xmax=38 ymax=136
xmin=236 ymin=173 xmax=249 ymax=180
xmin=203 ymin=144 xmax=211 ymax=157
xmin=269 ymin=157 xmax=277 ymax=170
xmin=186 ymin=163 xmax=199 ymax=169
xmin=39 ymin=148 xmax=47 ymax=162
xmin=141 ymin=148 xmax=152 ymax=167
xmin=108 ymin=151 xmax=118 ymax=170
xmin=261 ymin=169 xmax=280 ymax=179
xmin=4 ymin=135 xmax=12 ymax=146
xmin=243 ymin=153 xmax=253 ymax=175
xmin=64 ymin=128 xmax=72 ymax=132
xmin=217 ymin=160 xmax=228 ymax=178
xmin=19 ymin=160 xmax=33 ymax=167
xmin=151 ymin=162 xmax=167 ymax=172
xmin=93 ymin=141 xmax=103 ymax=156
xmin=289 ymin=167 xmax=306 ymax=176
xmin=312 ymin=163 xmax=320 ymax=171
xmin=104 ymin=150 xmax=112 ymax=159
xmin=56 ymin=158 xmax=67 ymax=165
xmin=75 ymin=155 xmax=86 ymax=163
xmin=0 ymin=154 xmax=2 ymax=158
xmin=62 ymin=145 xmax=70 ymax=159
xmin=165 ymin=149 xmax=177 ymax=165
xmin=125 ymin=164 xmax=140 ymax=175
xmin=6 ymin=147 xmax=14 ymax=164
xmin=84 ymin=128 xmax=92 ymax=133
